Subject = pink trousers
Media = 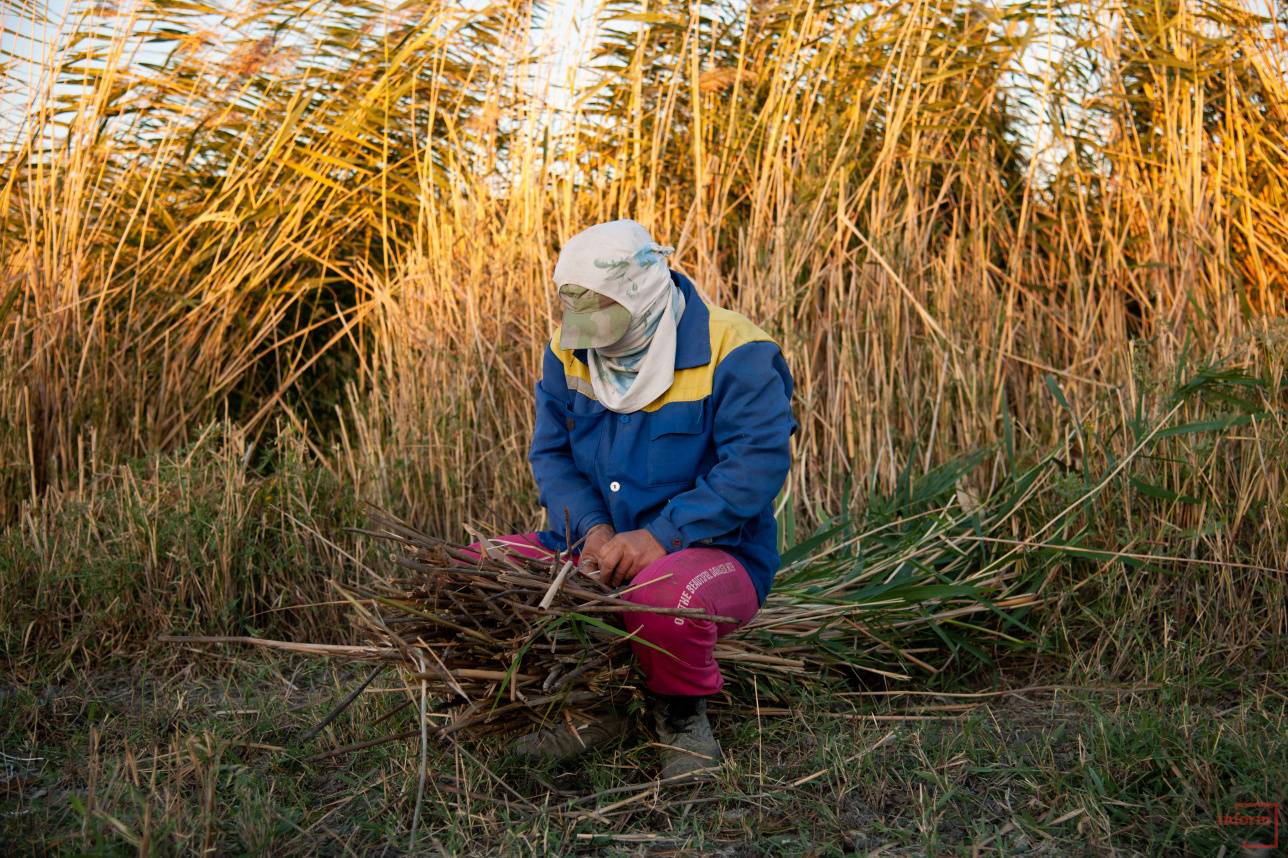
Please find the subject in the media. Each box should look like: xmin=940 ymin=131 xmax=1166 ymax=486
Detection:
xmin=473 ymin=534 xmax=761 ymax=696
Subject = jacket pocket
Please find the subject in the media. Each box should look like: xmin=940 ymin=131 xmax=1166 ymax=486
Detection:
xmin=646 ymin=401 xmax=709 ymax=486
xmin=567 ymin=398 xmax=606 ymax=478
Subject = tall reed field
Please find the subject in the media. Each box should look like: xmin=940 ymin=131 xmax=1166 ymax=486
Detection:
xmin=1 ymin=0 xmax=1285 ymax=679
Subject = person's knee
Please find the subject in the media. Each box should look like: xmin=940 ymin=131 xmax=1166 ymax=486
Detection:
xmin=622 ymin=565 xmax=679 ymax=610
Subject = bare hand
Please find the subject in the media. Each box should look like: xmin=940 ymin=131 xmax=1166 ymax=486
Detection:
xmin=579 ymin=524 xmax=615 ymax=569
xmin=595 ymin=529 xmax=666 ymax=587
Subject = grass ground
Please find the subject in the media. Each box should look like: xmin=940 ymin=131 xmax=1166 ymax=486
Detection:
xmin=3 ymin=653 xmax=1284 ymax=855
xmin=1 ymin=411 xmax=1283 ymax=855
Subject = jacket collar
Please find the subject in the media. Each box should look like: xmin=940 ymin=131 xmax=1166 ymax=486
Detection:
xmin=572 ymin=269 xmax=711 ymax=369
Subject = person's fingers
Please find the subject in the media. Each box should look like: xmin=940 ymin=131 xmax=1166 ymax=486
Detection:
xmin=612 ymin=550 xmax=630 ymax=581
xmin=607 ymin=552 xmax=628 ymax=586
xmin=597 ymin=540 xmax=623 ymax=584
xmin=622 ymin=549 xmax=647 ymax=584
xmin=610 ymin=546 xmax=635 ymax=587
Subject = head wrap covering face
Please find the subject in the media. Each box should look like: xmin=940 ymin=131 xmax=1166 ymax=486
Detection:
xmin=553 ymin=220 xmax=685 ymax=413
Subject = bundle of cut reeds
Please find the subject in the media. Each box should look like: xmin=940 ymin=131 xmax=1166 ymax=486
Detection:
xmin=327 ymin=514 xmax=742 ymax=738
xmin=164 ymin=389 xmax=1258 ymax=743
xmin=167 ymin=497 xmax=1035 ymax=740
xmin=336 ymin=450 xmax=1052 ymax=735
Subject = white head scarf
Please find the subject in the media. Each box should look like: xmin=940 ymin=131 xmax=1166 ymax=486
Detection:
xmin=553 ymin=220 xmax=686 ymax=413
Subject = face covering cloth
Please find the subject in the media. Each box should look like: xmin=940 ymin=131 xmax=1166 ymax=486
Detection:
xmin=553 ymin=220 xmax=686 ymax=413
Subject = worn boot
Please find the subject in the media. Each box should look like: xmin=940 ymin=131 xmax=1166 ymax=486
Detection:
xmin=511 ymin=710 xmax=630 ymax=764
xmin=653 ymin=695 xmax=722 ymax=780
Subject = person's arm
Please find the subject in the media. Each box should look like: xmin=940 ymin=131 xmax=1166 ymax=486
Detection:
xmin=529 ymin=343 xmax=612 ymax=548
xmin=644 ymin=341 xmax=795 ymax=552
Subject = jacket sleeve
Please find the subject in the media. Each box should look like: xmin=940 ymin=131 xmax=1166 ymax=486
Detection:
xmin=645 ymin=341 xmax=795 ymax=551
xmin=529 ymin=344 xmax=612 ymax=547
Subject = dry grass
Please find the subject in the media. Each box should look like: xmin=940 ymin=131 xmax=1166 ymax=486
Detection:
xmin=0 ymin=0 xmax=1284 ymax=721
xmin=2 ymin=4 xmax=1286 ymax=852
xmin=2 ymin=0 xmax=1284 ymax=516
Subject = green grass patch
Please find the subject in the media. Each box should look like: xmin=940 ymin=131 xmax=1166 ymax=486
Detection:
xmin=2 ymin=657 xmax=1283 ymax=855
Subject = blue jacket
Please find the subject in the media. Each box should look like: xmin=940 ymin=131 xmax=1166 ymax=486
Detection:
xmin=529 ymin=271 xmax=796 ymax=603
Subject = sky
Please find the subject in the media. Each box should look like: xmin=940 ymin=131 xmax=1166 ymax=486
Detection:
xmin=1 ymin=0 xmax=606 ymax=150
xmin=1 ymin=0 xmax=596 ymax=121
xmin=4 ymin=0 xmax=1285 ymax=165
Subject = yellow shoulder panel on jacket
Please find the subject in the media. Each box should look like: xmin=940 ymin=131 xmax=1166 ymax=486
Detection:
xmin=642 ymin=365 xmax=713 ymax=411
xmin=641 ymin=302 xmax=775 ymax=411
xmin=706 ymin=304 xmax=775 ymax=362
